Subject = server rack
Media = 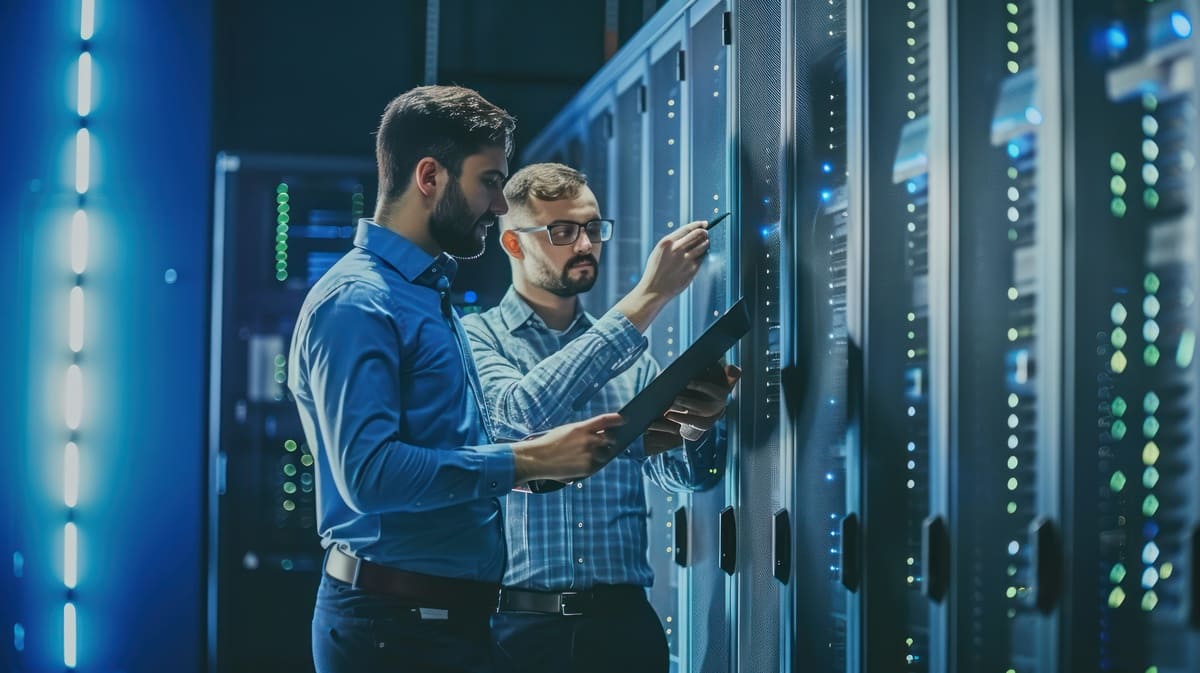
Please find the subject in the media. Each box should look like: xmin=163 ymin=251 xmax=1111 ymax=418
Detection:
xmin=1063 ymin=1 xmax=1200 ymax=671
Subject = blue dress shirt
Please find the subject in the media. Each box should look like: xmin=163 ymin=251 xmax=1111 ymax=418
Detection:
xmin=462 ymin=288 xmax=725 ymax=590
xmin=288 ymin=219 xmax=514 ymax=582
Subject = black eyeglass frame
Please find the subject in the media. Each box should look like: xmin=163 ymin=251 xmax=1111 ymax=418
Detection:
xmin=511 ymin=219 xmax=614 ymax=246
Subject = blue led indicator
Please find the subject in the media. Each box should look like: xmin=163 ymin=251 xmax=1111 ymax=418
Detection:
xmin=821 ymin=189 xmax=834 ymax=202
xmin=1105 ymin=24 xmax=1129 ymax=52
xmin=760 ymin=225 xmax=773 ymax=238
xmin=905 ymin=181 xmax=917 ymax=194
xmin=463 ymin=290 xmax=478 ymax=304
xmin=1007 ymin=143 xmax=1021 ymax=159
xmin=1171 ymin=11 xmax=1192 ymax=38
xmin=821 ymin=162 xmax=833 ymax=174
xmin=825 ymin=472 xmax=835 ymax=481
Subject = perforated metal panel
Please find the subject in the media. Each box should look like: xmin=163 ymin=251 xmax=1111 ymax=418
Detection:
xmin=734 ymin=0 xmax=785 ymax=670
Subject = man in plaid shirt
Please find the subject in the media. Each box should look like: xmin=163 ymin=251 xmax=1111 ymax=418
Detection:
xmin=461 ymin=163 xmax=740 ymax=673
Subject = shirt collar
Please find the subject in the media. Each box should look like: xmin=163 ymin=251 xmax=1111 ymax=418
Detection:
xmin=499 ymin=286 xmax=593 ymax=334
xmin=354 ymin=218 xmax=458 ymax=288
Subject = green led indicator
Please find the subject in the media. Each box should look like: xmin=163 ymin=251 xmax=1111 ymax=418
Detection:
xmin=1108 ymin=586 xmax=1126 ymax=608
xmin=276 ymin=183 xmax=288 ymax=193
xmin=1144 ymin=189 xmax=1160 ymax=210
xmin=1112 ymin=197 xmax=1128 ymax=218
xmin=283 ymin=482 xmax=297 ymax=494
xmin=1141 ymin=590 xmax=1158 ymax=611
xmin=1006 ymin=501 xmax=1017 ymax=514
xmin=1143 ymin=494 xmax=1160 ymax=516
xmin=1008 ymin=228 xmax=1019 ymax=242
xmin=277 ymin=202 xmax=290 ymax=214
xmin=284 ymin=464 xmax=297 ymax=477
xmin=284 ymin=439 xmax=297 ymax=451
xmin=1144 ymin=345 xmax=1161 ymax=367
xmin=1111 ymin=396 xmax=1127 ymax=417
xmin=1111 ymin=351 xmax=1128 ymax=374
xmin=1007 ymin=167 xmax=1019 ymax=180
xmin=1111 ymin=176 xmax=1127 ymax=196
xmin=1110 ymin=152 xmax=1127 ymax=173
xmin=301 ymin=454 xmax=314 ymax=467
xmin=1110 ymin=471 xmax=1127 ymax=492
xmin=1143 ymin=93 xmax=1158 ymax=111
xmin=1144 ymin=273 xmax=1160 ymax=293
xmin=1142 ymin=115 xmax=1159 ymax=136
xmin=283 ymin=499 xmax=296 ymax=512
xmin=277 ymin=213 xmax=290 ymax=225
xmin=1110 ymin=563 xmax=1127 ymax=584
xmin=1143 ymin=466 xmax=1160 ymax=488
xmin=1111 ymin=327 xmax=1128 ymax=349
xmin=1006 ymin=2 xmax=1018 ymax=14
xmin=1111 ymin=419 xmax=1127 ymax=440
xmin=276 ymin=271 xmax=288 ymax=281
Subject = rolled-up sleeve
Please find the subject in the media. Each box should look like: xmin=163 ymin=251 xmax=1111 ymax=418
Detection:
xmin=299 ymin=286 xmax=514 ymax=514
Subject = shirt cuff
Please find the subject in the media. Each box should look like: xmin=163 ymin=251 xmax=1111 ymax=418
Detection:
xmin=477 ymin=443 xmax=516 ymax=496
xmin=594 ymin=308 xmax=649 ymax=370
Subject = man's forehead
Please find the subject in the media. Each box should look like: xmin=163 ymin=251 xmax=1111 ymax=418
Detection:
xmin=463 ymin=146 xmax=510 ymax=174
xmin=531 ymin=191 xmax=600 ymax=221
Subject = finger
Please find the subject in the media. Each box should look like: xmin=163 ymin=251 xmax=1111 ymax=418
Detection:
xmin=666 ymin=220 xmax=708 ymax=241
xmin=648 ymin=418 xmax=682 ymax=434
xmin=582 ymin=412 xmax=625 ymax=431
xmin=664 ymin=411 xmax=700 ymax=426
xmin=684 ymin=380 xmax=729 ymax=400
xmin=683 ymin=239 xmax=711 ymax=261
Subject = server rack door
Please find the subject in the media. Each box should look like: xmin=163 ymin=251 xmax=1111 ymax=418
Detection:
xmin=950 ymin=1 xmax=1058 ymax=671
xmin=789 ymin=0 xmax=853 ymax=671
xmin=732 ymin=0 xmax=787 ymax=670
xmin=647 ymin=22 xmax=690 ymax=669
xmin=584 ymin=105 xmax=616 ymax=308
xmin=209 ymin=154 xmax=376 ymax=673
xmin=860 ymin=0 xmax=941 ymax=671
xmin=684 ymin=2 xmax=735 ymax=671
xmin=1064 ymin=2 xmax=1200 ymax=671
xmin=615 ymin=78 xmax=649 ymax=301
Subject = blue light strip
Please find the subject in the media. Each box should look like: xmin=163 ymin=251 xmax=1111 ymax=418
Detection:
xmin=64 ymin=0 xmax=94 ymax=667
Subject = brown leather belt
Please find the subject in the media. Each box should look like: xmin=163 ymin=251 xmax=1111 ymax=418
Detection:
xmin=496 ymin=585 xmax=645 ymax=617
xmin=324 ymin=546 xmax=499 ymax=610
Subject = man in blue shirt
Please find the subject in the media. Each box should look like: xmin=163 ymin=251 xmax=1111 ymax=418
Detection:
xmin=289 ymin=89 xmax=625 ymax=673
xmin=462 ymin=163 xmax=741 ymax=673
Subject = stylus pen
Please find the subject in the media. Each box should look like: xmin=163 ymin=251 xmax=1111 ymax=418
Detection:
xmin=706 ymin=211 xmax=731 ymax=230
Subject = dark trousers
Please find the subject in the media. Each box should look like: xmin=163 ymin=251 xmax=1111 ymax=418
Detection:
xmin=490 ymin=586 xmax=669 ymax=673
xmin=312 ymin=575 xmax=493 ymax=673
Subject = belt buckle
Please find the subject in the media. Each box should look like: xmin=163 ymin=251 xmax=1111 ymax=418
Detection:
xmin=559 ymin=592 xmax=583 ymax=617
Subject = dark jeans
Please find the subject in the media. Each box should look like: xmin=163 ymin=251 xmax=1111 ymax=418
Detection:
xmin=490 ymin=586 xmax=669 ymax=673
xmin=312 ymin=575 xmax=493 ymax=673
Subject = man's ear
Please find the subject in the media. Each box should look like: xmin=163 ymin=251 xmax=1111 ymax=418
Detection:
xmin=500 ymin=229 xmax=525 ymax=259
xmin=413 ymin=157 xmax=440 ymax=198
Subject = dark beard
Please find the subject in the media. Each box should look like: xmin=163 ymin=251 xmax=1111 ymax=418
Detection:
xmin=429 ymin=177 xmax=495 ymax=259
xmin=542 ymin=254 xmax=599 ymax=297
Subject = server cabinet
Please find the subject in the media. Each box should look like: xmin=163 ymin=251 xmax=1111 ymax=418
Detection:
xmin=1063 ymin=2 xmax=1200 ymax=671
xmin=731 ymin=0 xmax=787 ymax=670
xmin=687 ymin=3 xmax=736 ymax=672
xmin=951 ymin=0 xmax=1060 ymax=671
xmin=858 ymin=0 xmax=942 ymax=671
xmin=208 ymin=154 xmax=377 ymax=673
xmin=789 ymin=0 xmax=853 ymax=671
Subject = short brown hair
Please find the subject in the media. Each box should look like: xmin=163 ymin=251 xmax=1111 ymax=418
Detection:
xmin=503 ymin=163 xmax=589 ymax=217
xmin=375 ymin=85 xmax=516 ymax=200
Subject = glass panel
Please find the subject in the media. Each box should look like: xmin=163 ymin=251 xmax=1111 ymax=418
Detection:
xmin=647 ymin=32 xmax=686 ymax=668
xmin=792 ymin=0 xmax=851 ymax=670
xmin=1069 ymin=2 xmax=1200 ymax=671
xmin=615 ymin=82 xmax=646 ymax=298
xmin=954 ymin=1 xmax=1045 ymax=670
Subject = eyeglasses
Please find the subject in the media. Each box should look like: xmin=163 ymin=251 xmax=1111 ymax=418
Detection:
xmin=512 ymin=219 xmax=614 ymax=246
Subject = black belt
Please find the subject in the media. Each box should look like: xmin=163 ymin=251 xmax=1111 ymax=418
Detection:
xmin=496 ymin=585 xmax=645 ymax=617
xmin=324 ymin=546 xmax=499 ymax=611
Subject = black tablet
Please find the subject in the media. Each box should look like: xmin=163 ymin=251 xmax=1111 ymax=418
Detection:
xmin=521 ymin=297 xmax=752 ymax=494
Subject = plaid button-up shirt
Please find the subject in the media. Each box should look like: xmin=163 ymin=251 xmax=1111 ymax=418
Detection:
xmin=462 ymin=287 xmax=724 ymax=590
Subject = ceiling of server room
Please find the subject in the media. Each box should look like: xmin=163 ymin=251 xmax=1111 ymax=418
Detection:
xmin=212 ymin=0 xmax=670 ymax=157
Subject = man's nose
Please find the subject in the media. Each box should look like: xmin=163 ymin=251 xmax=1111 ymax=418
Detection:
xmin=491 ymin=191 xmax=509 ymax=216
xmin=573 ymin=231 xmax=593 ymax=254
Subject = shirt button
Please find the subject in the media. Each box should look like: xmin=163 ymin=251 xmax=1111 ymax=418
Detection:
xmin=576 ymin=482 xmax=584 ymax=489
xmin=490 ymin=481 xmax=498 ymax=488
xmin=576 ymin=557 xmax=584 ymax=564
xmin=577 ymin=522 xmax=584 ymax=528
